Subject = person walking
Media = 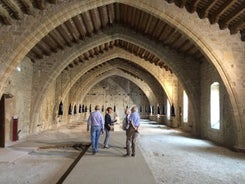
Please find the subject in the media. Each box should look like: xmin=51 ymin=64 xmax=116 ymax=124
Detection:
xmin=103 ymin=107 xmax=117 ymax=149
xmin=87 ymin=105 xmax=104 ymax=154
xmin=125 ymin=105 xmax=140 ymax=157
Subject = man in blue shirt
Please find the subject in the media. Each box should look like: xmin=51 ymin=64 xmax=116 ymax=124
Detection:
xmin=87 ymin=105 xmax=104 ymax=154
xmin=125 ymin=105 xmax=140 ymax=157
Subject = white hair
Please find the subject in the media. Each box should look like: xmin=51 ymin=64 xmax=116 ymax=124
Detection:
xmin=131 ymin=105 xmax=138 ymax=112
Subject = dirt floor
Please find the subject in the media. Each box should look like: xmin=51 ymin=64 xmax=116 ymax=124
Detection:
xmin=0 ymin=119 xmax=245 ymax=184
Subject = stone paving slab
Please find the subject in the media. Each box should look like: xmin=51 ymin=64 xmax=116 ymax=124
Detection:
xmin=0 ymin=148 xmax=30 ymax=163
xmin=63 ymin=131 xmax=156 ymax=184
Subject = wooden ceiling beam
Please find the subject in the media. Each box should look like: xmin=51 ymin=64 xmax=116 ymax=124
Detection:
xmin=49 ymin=30 xmax=66 ymax=50
xmin=2 ymin=0 xmax=24 ymax=19
xmin=98 ymin=5 xmax=108 ymax=28
xmin=19 ymin=0 xmax=34 ymax=15
xmin=219 ymin=4 xmax=245 ymax=30
xmin=35 ymin=0 xmax=46 ymax=10
xmin=210 ymin=0 xmax=236 ymax=24
xmin=64 ymin=19 xmax=80 ymax=43
xmin=81 ymin=11 xmax=94 ymax=36
xmin=185 ymin=45 xmax=197 ymax=55
xmin=49 ymin=0 xmax=58 ymax=3
xmin=89 ymin=8 xmax=101 ymax=32
xmin=114 ymin=3 xmax=120 ymax=23
xmin=42 ymin=35 xmax=59 ymax=52
xmin=72 ymin=15 xmax=87 ymax=39
xmin=132 ymin=8 xmax=140 ymax=29
xmin=31 ymin=44 xmax=44 ymax=59
xmin=130 ymin=6 xmax=137 ymax=28
xmin=140 ymin=13 xmax=149 ymax=31
xmin=144 ymin=15 xmax=153 ymax=34
xmin=104 ymin=42 xmax=109 ymax=51
xmin=136 ymin=46 xmax=141 ymax=56
xmin=36 ymin=41 xmax=52 ymax=56
xmin=198 ymin=0 xmax=217 ymax=19
xmin=161 ymin=27 xmax=176 ymax=44
xmin=78 ymin=56 xmax=84 ymax=62
xmin=56 ymin=25 xmax=73 ymax=47
xmin=170 ymin=34 xmax=183 ymax=49
xmin=125 ymin=41 xmax=130 ymax=51
xmin=94 ymin=47 xmax=100 ymax=55
xmin=119 ymin=3 xmax=127 ymax=24
xmin=188 ymin=0 xmax=201 ymax=13
xmin=83 ymin=52 xmax=90 ymax=60
xmin=179 ymin=0 xmax=187 ymax=8
xmin=73 ymin=58 xmax=79 ymax=65
xmin=109 ymin=40 xmax=114 ymax=48
xmin=230 ymin=21 xmax=245 ymax=34
xmin=0 ymin=5 xmax=12 ymax=24
xmin=88 ymin=49 xmax=95 ymax=58
xmin=177 ymin=39 xmax=191 ymax=53
xmin=99 ymin=45 xmax=105 ymax=53
xmin=114 ymin=39 xmax=120 ymax=47
xmin=107 ymin=3 xmax=115 ymax=24
xmin=26 ymin=52 xmax=37 ymax=62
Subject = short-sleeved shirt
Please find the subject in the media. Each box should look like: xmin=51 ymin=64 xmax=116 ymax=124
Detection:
xmin=129 ymin=111 xmax=140 ymax=127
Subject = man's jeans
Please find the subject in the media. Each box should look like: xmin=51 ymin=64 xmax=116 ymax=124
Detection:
xmin=91 ymin=126 xmax=101 ymax=153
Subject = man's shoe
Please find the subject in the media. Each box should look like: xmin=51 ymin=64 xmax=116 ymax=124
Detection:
xmin=131 ymin=153 xmax=135 ymax=157
xmin=124 ymin=153 xmax=130 ymax=157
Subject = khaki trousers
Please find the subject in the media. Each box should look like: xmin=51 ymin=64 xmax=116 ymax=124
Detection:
xmin=126 ymin=126 xmax=138 ymax=155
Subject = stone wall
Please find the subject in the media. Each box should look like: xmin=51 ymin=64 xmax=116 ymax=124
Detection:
xmin=200 ymin=61 xmax=235 ymax=147
xmin=4 ymin=57 xmax=33 ymax=141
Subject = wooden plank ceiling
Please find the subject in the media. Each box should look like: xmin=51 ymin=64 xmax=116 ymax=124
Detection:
xmin=0 ymin=0 xmax=244 ymax=72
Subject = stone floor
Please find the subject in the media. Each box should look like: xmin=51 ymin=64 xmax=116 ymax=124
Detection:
xmin=0 ymin=119 xmax=245 ymax=184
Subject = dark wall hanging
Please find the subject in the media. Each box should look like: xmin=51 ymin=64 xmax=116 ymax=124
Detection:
xmin=162 ymin=104 xmax=165 ymax=115
xmin=171 ymin=104 xmax=176 ymax=117
xmin=58 ymin=101 xmax=63 ymax=116
xmin=79 ymin=104 xmax=82 ymax=113
xmin=74 ymin=104 xmax=77 ymax=114
xmin=68 ymin=103 xmax=72 ymax=115
xmin=157 ymin=105 xmax=160 ymax=114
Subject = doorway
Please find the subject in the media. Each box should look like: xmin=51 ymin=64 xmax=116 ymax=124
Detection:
xmin=0 ymin=93 xmax=13 ymax=147
xmin=0 ymin=95 xmax=6 ymax=147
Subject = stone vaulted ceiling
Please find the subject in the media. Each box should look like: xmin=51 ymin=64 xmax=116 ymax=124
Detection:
xmin=0 ymin=0 xmax=244 ymax=79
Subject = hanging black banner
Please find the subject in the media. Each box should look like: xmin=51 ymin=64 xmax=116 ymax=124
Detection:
xmin=58 ymin=101 xmax=63 ymax=116
xmin=68 ymin=103 xmax=72 ymax=115
xmin=79 ymin=104 xmax=82 ymax=113
xmin=74 ymin=104 xmax=77 ymax=114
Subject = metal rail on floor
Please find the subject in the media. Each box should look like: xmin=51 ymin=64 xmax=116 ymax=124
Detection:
xmin=55 ymin=143 xmax=90 ymax=184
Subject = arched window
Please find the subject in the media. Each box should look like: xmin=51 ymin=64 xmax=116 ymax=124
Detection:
xmin=210 ymin=82 xmax=220 ymax=129
xmin=167 ymin=99 xmax=171 ymax=120
xmin=183 ymin=90 xmax=188 ymax=123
